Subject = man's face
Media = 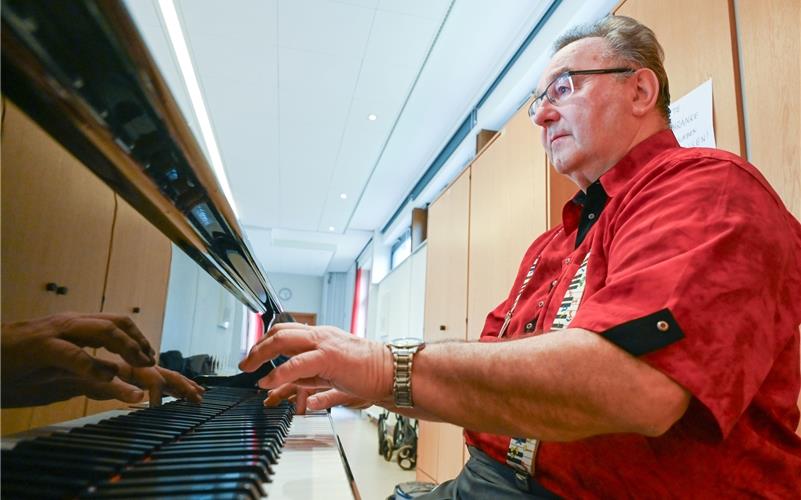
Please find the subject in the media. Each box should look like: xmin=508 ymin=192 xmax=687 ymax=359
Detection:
xmin=532 ymin=37 xmax=634 ymax=181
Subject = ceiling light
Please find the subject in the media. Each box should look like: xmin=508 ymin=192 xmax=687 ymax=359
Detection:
xmin=367 ymin=114 xmax=377 ymax=121
xmin=339 ymin=193 xmax=347 ymax=200
xmin=329 ymin=226 xmax=335 ymax=232
xmin=158 ymin=0 xmax=239 ymax=218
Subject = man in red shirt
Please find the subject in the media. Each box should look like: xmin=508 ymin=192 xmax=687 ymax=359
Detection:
xmin=241 ymin=15 xmax=801 ymax=498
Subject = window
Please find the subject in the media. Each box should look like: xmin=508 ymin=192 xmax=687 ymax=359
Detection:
xmin=390 ymin=230 xmax=412 ymax=269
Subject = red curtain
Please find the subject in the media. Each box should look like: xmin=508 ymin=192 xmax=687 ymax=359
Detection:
xmin=350 ymin=267 xmax=363 ymax=334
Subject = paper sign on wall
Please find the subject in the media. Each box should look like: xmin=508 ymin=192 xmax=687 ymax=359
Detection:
xmin=669 ymin=79 xmax=716 ymax=148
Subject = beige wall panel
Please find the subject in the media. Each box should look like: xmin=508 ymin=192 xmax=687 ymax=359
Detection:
xmin=468 ymin=106 xmax=548 ymax=341
xmin=419 ymin=168 xmax=471 ymax=482
xmin=1 ymin=101 xmax=115 ymax=433
xmin=424 ymin=169 xmax=471 ymax=344
xmin=416 ymin=419 xmax=440 ymax=482
xmin=437 ymin=423 xmax=467 ymax=482
xmin=615 ymin=0 xmax=745 ymax=156
xmin=735 ymin=0 xmax=800 ymax=219
xmin=86 ymin=197 xmax=172 ymax=415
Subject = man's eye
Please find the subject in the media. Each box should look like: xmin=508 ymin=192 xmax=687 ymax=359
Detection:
xmin=555 ymin=83 xmax=571 ymax=95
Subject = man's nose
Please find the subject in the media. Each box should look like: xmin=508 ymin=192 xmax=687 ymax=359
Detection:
xmin=532 ymin=99 xmax=559 ymax=126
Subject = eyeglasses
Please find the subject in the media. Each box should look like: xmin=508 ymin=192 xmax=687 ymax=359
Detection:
xmin=528 ymin=67 xmax=635 ymax=120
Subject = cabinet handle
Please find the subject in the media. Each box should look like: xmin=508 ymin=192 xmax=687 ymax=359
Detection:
xmin=56 ymin=286 xmax=69 ymax=295
xmin=439 ymin=325 xmax=447 ymax=331
xmin=132 ymin=307 xmax=141 ymax=314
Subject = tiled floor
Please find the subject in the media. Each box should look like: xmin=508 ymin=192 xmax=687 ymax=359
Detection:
xmin=331 ymin=407 xmax=416 ymax=500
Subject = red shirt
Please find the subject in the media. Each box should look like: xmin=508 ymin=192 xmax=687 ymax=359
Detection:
xmin=464 ymin=130 xmax=801 ymax=498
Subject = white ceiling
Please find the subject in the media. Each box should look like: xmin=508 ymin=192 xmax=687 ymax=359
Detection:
xmin=125 ymin=0 xmax=557 ymax=276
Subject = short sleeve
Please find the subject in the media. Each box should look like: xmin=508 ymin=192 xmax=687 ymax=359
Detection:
xmin=568 ymin=156 xmax=800 ymax=437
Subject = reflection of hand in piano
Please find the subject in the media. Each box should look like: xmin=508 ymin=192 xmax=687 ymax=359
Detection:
xmin=0 ymin=312 xmax=203 ymax=407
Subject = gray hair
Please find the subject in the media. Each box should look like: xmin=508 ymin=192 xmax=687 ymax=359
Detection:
xmin=553 ymin=15 xmax=671 ymax=124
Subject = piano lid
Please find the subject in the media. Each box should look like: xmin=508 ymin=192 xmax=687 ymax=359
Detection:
xmin=1 ymin=0 xmax=280 ymax=315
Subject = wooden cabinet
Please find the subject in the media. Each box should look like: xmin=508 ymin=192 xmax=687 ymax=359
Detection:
xmin=467 ymin=103 xmax=548 ymax=341
xmin=1 ymin=100 xmax=172 ymax=432
xmin=734 ymin=0 xmax=800 ymax=220
xmin=418 ymin=169 xmax=471 ymax=484
xmin=85 ymin=198 xmax=172 ymax=415
xmin=614 ymin=0 xmax=744 ymax=156
xmin=1 ymin=101 xmax=116 ymax=435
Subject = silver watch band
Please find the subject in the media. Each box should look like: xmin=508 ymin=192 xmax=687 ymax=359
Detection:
xmin=392 ymin=347 xmax=415 ymax=407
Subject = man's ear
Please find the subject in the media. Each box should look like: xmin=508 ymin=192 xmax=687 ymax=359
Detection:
xmin=631 ymin=68 xmax=660 ymax=117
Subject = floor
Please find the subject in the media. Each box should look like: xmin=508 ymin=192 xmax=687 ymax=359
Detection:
xmin=331 ymin=407 xmax=416 ymax=500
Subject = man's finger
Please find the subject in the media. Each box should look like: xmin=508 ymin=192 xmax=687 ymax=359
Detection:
xmin=80 ymin=377 xmax=147 ymax=403
xmin=39 ymin=338 xmax=119 ymax=381
xmin=57 ymin=317 xmax=154 ymax=367
xmin=239 ymin=329 xmax=321 ymax=372
xmin=307 ymin=389 xmax=363 ymax=411
xmin=257 ymin=350 xmax=328 ymax=389
xmin=157 ymin=367 xmax=204 ymax=403
xmin=264 ymin=383 xmax=298 ymax=407
xmin=90 ymin=313 xmax=155 ymax=356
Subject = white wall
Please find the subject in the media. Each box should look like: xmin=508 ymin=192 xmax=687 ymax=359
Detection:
xmin=368 ymin=244 xmax=427 ymax=342
xmin=160 ymin=244 xmax=247 ymax=374
xmin=267 ymin=272 xmax=323 ymax=315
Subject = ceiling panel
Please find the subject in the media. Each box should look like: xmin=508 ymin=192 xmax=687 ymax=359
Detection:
xmin=278 ymin=0 xmax=375 ymax=55
xmin=377 ymin=0 xmax=451 ymax=20
xmin=360 ymin=9 xmax=439 ymax=75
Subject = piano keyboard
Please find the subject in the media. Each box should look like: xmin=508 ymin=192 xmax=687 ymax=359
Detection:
xmin=1 ymin=387 xmax=359 ymax=499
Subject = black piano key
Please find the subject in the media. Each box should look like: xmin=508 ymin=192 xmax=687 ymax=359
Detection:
xmin=38 ymin=433 xmax=155 ymax=452
xmin=121 ymin=460 xmax=272 ymax=483
xmin=90 ymin=471 xmax=265 ymax=495
xmin=2 ymin=455 xmax=117 ymax=480
xmin=2 ymin=481 xmax=90 ymax=499
xmin=3 ymin=448 xmax=128 ymax=467
xmin=85 ymin=481 xmax=261 ymax=499
xmin=13 ymin=439 xmax=146 ymax=460
xmin=135 ymin=454 xmax=274 ymax=475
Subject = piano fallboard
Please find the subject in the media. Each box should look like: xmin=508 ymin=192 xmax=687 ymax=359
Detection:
xmin=1 ymin=387 xmax=359 ymax=499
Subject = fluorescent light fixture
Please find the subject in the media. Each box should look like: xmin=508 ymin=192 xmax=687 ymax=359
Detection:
xmin=157 ymin=0 xmax=239 ymax=218
xmin=367 ymin=113 xmax=377 ymax=121
xmin=329 ymin=226 xmax=335 ymax=232
xmin=339 ymin=192 xmax=347 ymax=200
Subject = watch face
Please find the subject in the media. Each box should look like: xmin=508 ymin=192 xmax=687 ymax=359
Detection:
xmin=391 ymin=337 xmax=424 ymax=349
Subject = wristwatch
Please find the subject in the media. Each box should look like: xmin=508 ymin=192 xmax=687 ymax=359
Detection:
xmin=387 ymin=337 xmax=426 ymax=408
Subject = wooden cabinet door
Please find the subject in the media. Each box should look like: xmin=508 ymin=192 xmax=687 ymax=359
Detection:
xmin=419 ymin=168 xmax=471 ymax=482
xmin=468 ymin=104 xmax=548 ymax=342
xmin=1 ymin=101 xmax=115 ymax=434
xmin=85 ymin=197 xmax=172 ymax=415
xmin=614 ymin=0 xmax=744 ymax=156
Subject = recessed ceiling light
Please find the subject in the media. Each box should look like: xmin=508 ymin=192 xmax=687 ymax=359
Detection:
xmin=339 ymin=193 xmax=347 ymax=200
xmin=367 ymin=114 xmax=377 ymax=121
xmin=329 ymin=226 xmax=335 ymax=232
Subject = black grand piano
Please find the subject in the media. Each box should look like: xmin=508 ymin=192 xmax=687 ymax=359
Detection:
xmin=1 ymin=1 xmax=359 ymax=498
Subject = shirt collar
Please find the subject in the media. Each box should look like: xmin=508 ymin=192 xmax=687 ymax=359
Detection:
xmin=560 ymin=129 xmax=679 ymax=235
xmin=597 ymin=129 xmax=680 ymax=198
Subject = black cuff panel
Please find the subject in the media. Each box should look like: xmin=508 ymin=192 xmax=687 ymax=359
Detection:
xmin=602 ymin=308 xmax=685 ymax=356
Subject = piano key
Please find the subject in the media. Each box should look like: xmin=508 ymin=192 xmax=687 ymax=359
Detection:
xmin=86 ymin=481 xmax=262 ymax=499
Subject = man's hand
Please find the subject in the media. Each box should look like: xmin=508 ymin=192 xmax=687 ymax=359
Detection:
xmin=0 ymin=313 xmax=203 ymax=407
xmin=239 ymin=322 xmax=392 ymax=411
xmin=265 ymin=383 xmax=372 ymax=413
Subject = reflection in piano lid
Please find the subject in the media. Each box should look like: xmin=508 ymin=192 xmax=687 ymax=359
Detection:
xmin=0 ymin=0 xmax=280 ymax=316
xmin=0 ymin=387 xmax=361 ymax=499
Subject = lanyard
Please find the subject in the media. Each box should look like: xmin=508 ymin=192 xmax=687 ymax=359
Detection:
xmin=497 ymin=229 xmax=563 ymax=338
